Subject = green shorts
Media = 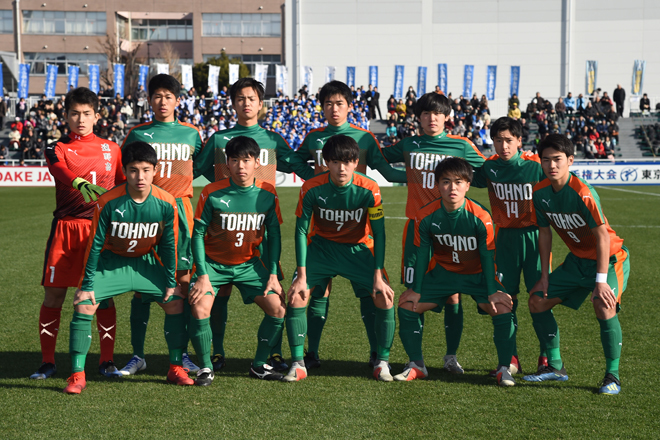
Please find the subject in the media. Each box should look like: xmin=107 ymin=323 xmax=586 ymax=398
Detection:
xmin=401 ymin=219 xmax=432 ymax=287
xmin=495 ymin=226 xmax=542 ymax=296
xmin=306 ymin=236 xmax=386 ymax=298
xmin=419 ymin=263 xmax=506 ymax=315
xmin=176 ymin=197 xmax=194 ymax=271
xmin=195 ymin=256 xmax=279 ymax=305
xmin=533 ymin=246 xmax=630 ymax=311
xmin=79 ymin=250 xmax=178 ymax=305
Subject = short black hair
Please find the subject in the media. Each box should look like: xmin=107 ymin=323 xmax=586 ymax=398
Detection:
xmin=538 ymin=134 xmax=574 ymax=158
xmin=414 ymin=93 xmax=451 ymax=118
xmin=148 ymin=74 xmax=180 ymax=98
xmin=490 ymin=117 xmax=522 ymax=139
xmin=230 ymin=77 xmax=265 ymax=105
xmin=319 ymin=81 xmax=353 ymax=106
xmin=65 ymin=87 xmax=99 ymax=114
xmin=434 ymin=157 xmax=473 ymax=184
xmin=225 ymin=136 xmax=260 ymax=159
xmin=322 ymin=134 xmax=359 ymax=162
xmin=122 ymin=141 xmax=157 ymax=167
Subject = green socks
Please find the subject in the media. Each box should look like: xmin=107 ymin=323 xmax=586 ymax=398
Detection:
xmin=398 ymin=307 xmax=424 ymax=362
xmin=306 ymin=296 xmax=329 ymax=356
xmin=360 ymin=296 xmax=378 ymax=353
xmin=255 ymin=314 xmax=285 ymax=367
xmin=599 ymin=315 xmax=622 ymax=380
xmin=189 ymin=317 xmax=213 ymax=369
xmin=375 ymin=307 xmax=395 ymax=361
xmin=286 ymin=306 xmax=307 ymax=361
xmin=70 ymin=312 xmax=94 ymax=373
xmin=511 ymin=298 xmax=519 ymax=357
xmin=444 ymin=302 xmax=463 ymax=356
xmin=164 ymin=312 xmax=186 ymax=366
xmin=211 ymin=295 xmax=229 ymax=357
xmin=130 ymin=295 xmax=151 ymax=358
xmin=532 ymin=309 xmax=562 ymax=369
xmin=492 ymin=313 xmax=516 ymax=367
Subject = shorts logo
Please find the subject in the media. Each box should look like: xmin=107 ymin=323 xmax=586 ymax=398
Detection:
xmin=115 ymin=209 xmax=126 ymax=218
xmin=181 ymin=257 xmax=190 ymax=263
xmin=541 ymin=199 xmax=551 ymax=207
xmin=144 ymin=132 xmax=154 ymax=139
xmin=220 ymin=199 xmax=230 ymax=208
xmin=318 ymin=196 xmax=328 ymax=204
xmin=490 ymin=169 xmax=498 ymax=177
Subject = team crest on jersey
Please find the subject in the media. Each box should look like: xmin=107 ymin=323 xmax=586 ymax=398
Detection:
xmin=101 ymin=143 xmax=111 ymax=152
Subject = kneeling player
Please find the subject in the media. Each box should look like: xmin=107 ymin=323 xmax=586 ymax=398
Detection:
xmin=63 ymin=141 xmax=192 ymax=394
xmin=285 ymin=134 xmax=396 ymax=382
xmin=188 ymin=136 xmax=286 ymax=384
xmin=523 ymin=134 xmax=629 ymax=395
xmin=396 ymin=157 xmax=516 ymax=386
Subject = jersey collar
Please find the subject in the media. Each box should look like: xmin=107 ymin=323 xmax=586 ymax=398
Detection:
xmin=70 ymin=132 xmax=96 ymax=142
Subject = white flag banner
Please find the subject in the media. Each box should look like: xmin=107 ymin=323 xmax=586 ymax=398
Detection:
xmin=254 ymin=63 xmax=268 ymax=86
xmin=181 ymin=64 xmax=193 ymax=90
xmin=156 ymin=63 xmax=169 ymax=75
xmin=325 ymin=66 xmax=336 ymax=83
xmin=208 ymin=65 xmax=220 ymax=96
xmin=229 ymin=64 xmax=239 ymax=85
xmin=301 ymin=66 xmax=313 ymax=92
xmin=276 ymin=65 xmax=288 ymax=95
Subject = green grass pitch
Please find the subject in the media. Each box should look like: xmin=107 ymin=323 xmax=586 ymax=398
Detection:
xmin=0 ymin=185 xmax=659 ymax=438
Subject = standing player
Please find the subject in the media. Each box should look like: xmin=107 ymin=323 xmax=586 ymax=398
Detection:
xmin=31 ymin=87 xmax=125 ymax=380
xmin=287 ymin=80 xmax=406 ymax=370
xmin=284 ymin=135 xmax=396 ymax=382
xmin=119 ymin=74 xmax=204 ymax=376
xmin=381 ymin=92 xmax=486 ymax=374
xmin=195 ymin=77 xmax=292 ymax=373
xmin=522 ymin=134 xmax=629 ymax=395
xmin=472 ymin=117 xmax=548 ymax=375
xmin=395 ymin=157 xmax=516 ymax=386
xmin=188 ymin=136 xmax=286 ymax=385
xmin=63 ymin=141 xmax=192 ymax=394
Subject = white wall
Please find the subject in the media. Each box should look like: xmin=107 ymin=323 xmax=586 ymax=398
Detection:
xmin=286 ymin=0 xmax=660 ymax=115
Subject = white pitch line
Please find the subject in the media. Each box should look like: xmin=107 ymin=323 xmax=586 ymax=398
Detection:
xmin=610 ymin=225 xmax=660 ymax=228
xmin=598 ymin=187 xmax=660 ymax=197
xmin=386 ymin=217 xmax=408 ymax=220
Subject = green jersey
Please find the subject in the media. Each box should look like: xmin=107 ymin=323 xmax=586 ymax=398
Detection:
xmin=473 ymin=151 xmax=545 ymax=229
xmin=81 ymin=184 xmax=178 ymax=291
xmin=533 ymin=173 xmax=624 ymax=260
xmin=192 ymin=178 xmax=282 ymax=275
xmin=289 ymin=122 xmax=406 ymax=182
xmin=412 ymin=197 xmax=499 ymax=295
xmin=196 ymin=123 xmax=293 ymax=185
xmin=382 ymin=132 xmax=485 ymax=219
xmin=122 ymin=119 xmax=205 ymax=199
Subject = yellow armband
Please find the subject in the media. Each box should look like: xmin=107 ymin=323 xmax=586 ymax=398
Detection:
xmin=368 ymin=205 xmax=384 ymax=221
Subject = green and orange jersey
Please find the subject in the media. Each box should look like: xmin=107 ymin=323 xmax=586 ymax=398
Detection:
xmin=192 ymin=178 xmax=282 ymax=274
xmin=195 ymin=123 xmax=294 ymax=186
xmin=533 ymin=173 xmax=624 ymax=260
xmin=121 ymin=119 xmax=205 ymax=199
xmin=472 ymin=151 xmax=546 ymax=229
xmin=289 ymin=122 xmax=406 ymax=183
xmin=80 ymin=184 xmax=179 ymax=291
xmin=381 ymin=131 xmax=485 ymax=219
xmin=413 ymin=197 xmax=500 ymax=295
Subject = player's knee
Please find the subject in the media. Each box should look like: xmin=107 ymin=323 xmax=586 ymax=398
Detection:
xmin=372 ymin=294 xmax=392 ymax=310
xmin=528 ymin=295 xmax=547 ymax=314
xmin=43 ymin=287 xmax=67 ymax=307
xmin=161 ymin=298 xmax=184 ymax=314
xmin=445 ymin=293 xmax=460 ymax=305
xmin=593 ymin=298 xmax=616 ymax=320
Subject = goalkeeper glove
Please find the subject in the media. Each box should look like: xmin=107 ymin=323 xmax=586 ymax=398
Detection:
xmin=72 ymin=177 xmax=107 ymax=203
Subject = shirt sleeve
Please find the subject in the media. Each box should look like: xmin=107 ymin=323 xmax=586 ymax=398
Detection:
xmin=265 ymin=195 xmax=282 ymax=275
xmin=476 ymin=219 xmax=501 ymax=296
xmin=471 ymin=164 xmax=488 ymax=188
xmin=380 ymin=139 xmax=404 ymax=163
xmin=289 ymin=138 xmax=315 ymax=181
xmin=160 ymin=201 xmax=178 ymax=288
xmin=45 ymin=143 xmax=78 ymax=185
xmin=464 ymin=141 xmax=486 ymax=167
xmin=197 ymin=135 xmax=217 ymax=183
xmin=191 ymin=131 xmax=208 ymax=179
xmin=274 ymin=135 xmax=295 ymax=174
xmin=366 ymin=138 xmax=407 ymax=183
xmin=81 ymin=203 xmax=110 ymax=291
xmin=412 ymin=216 xmax=432 ymax=293
xmin=532 ymin=193 xmax=550 ymax=227
xmin=294 ymin=188 xmax=313 ymax=267
xmin=191 ymin=190 xmax=213 ymax=276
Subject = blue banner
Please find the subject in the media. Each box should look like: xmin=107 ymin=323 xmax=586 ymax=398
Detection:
xmin=113 ymin=63 xmax=125 ymax=98
xmin=585 ymin=60 xmax=597 ymax=95
xmin=0 ymin=63 xmax=3 ymax=97
xmin=18 ymin=63 xmax=30 ymax=99
xmin=417 ymin=66 xmax=427 ymax=95
xmin=463 ymin=65 xmax=474 ymax=98
xmin=394 ymin=65 xmax=405 ymax=100
xmin=68 ymin=65 xmax=79 ymax=90
xmin=369 ymin=66 xmax=378 ymax=88
xmin=44 ymin=65 xmax=58 ymax=99
xmin=346 ymin=66 xmax=355 ymax=88
xmin=510 ymin=66 xmax=520 ymax=97
xmin=632 ymin=60 xmax=645 ymax=96
xmin=486 ymin=65 xmax=497 ymax=100
xmin=138 ymin=65 xmax=149 ymax=89
xmin=438 ymin=63 xmax=447 ymax=95
xmin=88 ymin=64 xmax=100 ymax=94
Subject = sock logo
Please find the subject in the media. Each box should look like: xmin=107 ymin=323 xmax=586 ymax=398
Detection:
xmin=99 ymin=324 xmax=115 ymax=340
xmin=297 ymin=333 xmax=306 ymax=338
xmin=548 ymin=333 xmax=556 ymax=338
xmin=40 ymin=319 xmax=58 ymax=337
xmin=260 ymin=338 xmax=269 ymax=342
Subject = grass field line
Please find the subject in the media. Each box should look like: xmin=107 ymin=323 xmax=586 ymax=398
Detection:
xmin=598 ymin=187 xmax=660 ymax=197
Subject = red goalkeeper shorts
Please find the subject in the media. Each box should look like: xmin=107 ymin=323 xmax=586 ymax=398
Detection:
xmin=42 ymin=216 xmax=91 ymax=288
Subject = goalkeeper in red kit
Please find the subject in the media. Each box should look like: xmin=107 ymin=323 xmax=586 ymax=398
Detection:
xmin=30 ymin=87 xmax=125 ymax=380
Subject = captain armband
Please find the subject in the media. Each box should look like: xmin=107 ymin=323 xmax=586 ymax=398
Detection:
xmin=368 ymin=205 xmax=384 ymax=221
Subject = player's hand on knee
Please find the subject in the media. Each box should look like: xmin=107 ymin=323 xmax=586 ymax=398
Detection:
xmin=591 ymin=283 xmax=616 ymax=309
xmin=264 ymin=274 xmax=284 ymax=298
xmin=188 ymin=276 xmax=214 ymax=305
xmin=372 ymin=276 xmax=394 ymax=305
xmin=530 ymin=276 xmax=549 ymax=299
xmin=286 ymin=277 xmax=308 ymax=305
xmin=398 ymin=288 xmax=421 ymax=311
xmin=488 ymin=290 xmax=512 ymax=314
xmin=73 ymin=289 xmax=96 ymax=306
